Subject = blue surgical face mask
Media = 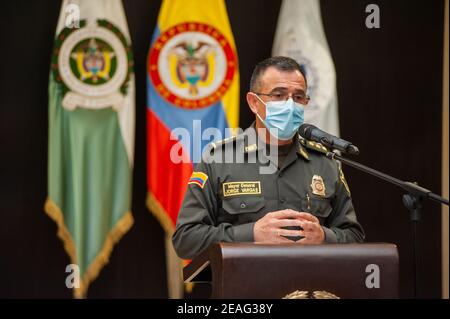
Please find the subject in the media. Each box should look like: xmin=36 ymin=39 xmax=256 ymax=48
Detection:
xmin=253 ymin=93 xmax=304 ymax=140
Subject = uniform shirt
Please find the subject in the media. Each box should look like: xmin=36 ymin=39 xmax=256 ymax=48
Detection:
xmin=272 ymin=141 xmax=292 ymax=168
xmin=172 ymin=125 xmax=365 ymax=260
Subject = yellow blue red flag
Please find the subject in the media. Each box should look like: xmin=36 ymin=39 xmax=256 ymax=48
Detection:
xmin=146 ymin=0 xmax=239 ymax=296
xmin=146 ymin=0 xmax=239 ymax=238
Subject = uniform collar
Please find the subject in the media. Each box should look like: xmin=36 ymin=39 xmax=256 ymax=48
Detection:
xmin=295 ymin=135 xmax=310 ymax=161
xmin=241 ymin=124 xmax=310 ymax=162
xmin=277 ymin=134 xmax=310 ymax=171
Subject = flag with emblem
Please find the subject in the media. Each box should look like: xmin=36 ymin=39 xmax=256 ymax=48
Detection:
xmin=272 ymin=0 xmax=340 ymax=136
xmin=45 ymin=0 xmax=135 ymax=298
xmin=146 ymin=0 xmax=239 ymax=297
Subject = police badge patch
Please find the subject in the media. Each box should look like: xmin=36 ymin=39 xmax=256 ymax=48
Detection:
xmin=311 ymin=175 xmax=326 ymax=197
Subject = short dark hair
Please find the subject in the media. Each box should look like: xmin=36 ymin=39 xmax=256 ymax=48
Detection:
xmin=249 ymin=56 xmax=306 ymax=91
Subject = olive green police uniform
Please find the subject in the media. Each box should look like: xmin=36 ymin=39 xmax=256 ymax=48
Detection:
xmin=172 ymin=125 xmax=365 ymax=260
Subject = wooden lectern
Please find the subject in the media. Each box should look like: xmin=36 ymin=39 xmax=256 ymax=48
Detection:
xmin=184 ymin=243 xmax=399 ymax=299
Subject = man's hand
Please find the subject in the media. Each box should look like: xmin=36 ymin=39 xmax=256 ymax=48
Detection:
xmin=253 ymin=210 xmax=304 ymax=243
xmin=297 ymin=212 xmax=325 ymax=244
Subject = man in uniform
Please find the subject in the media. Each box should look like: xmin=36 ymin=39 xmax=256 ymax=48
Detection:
xmin=173 ymin=56 xmax=364 ymax=260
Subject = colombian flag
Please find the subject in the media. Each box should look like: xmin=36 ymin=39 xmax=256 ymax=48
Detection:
xmin=188 ymin=172 xmax=209 ymax=189
xmin=146 ymin=0 xmax=239 ymax=296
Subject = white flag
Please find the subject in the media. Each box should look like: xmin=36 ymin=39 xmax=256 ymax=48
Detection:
xmin=272 ymin=0 xmax=339 ymax=136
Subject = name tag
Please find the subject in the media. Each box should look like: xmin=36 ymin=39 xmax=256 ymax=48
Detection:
xmin=222 ymin=181 xmax=261 ymax=197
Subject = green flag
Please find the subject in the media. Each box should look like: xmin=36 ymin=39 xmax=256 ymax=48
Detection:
xmin=46 ymin=0 xmax=134 ymax=298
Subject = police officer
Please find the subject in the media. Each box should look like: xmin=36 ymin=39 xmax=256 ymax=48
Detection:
xmin=173 ymin=56 xmax=364 ymax=260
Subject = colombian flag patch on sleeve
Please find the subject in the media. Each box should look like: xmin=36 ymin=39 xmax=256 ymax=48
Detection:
xmin=188 ymin=172 xmax=209 ymax=189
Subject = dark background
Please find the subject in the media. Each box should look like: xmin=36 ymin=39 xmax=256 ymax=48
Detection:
xmin=0 ymin=0 xmax=444 ymax=298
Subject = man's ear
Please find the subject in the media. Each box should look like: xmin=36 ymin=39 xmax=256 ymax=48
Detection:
xmin=246 ymin=92 xmax=259 ymax=115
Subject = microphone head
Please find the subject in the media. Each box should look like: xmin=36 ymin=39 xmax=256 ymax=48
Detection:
xmin=299 ymin=123 xmax=360 ymax=156
xmin=298 ymin=123 xmax=317 ymax=139
xmin=347 ymin=145 xmax=360 ymax=155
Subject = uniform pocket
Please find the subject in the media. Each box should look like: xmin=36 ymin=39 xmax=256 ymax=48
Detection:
xmin=303 ymin=195 xmax=333 ymax=218
xmin=222 ymin=196 xmax=266 ymax=214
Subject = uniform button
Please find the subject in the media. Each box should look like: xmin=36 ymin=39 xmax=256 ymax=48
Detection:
xmin=279 ymin=172 xmax=284 ymax=177
xmin=240 ymin=203 xmax=246 ymax=209
xmin=280 ymin=198 xmax=286 ymax=204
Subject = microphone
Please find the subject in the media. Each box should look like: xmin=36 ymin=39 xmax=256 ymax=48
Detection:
xmin=298 ymin=124 xmax=360 ymax=155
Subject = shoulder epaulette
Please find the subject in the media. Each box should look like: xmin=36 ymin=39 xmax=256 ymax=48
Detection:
xmin=300 ymin=138 xmax=329 ymax=155
xmin=208 ymin=134 xmax=259 ymax=155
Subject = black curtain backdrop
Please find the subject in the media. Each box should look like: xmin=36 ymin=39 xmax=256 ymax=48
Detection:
xmin=0 ymin=0 xmax=444 ymax=298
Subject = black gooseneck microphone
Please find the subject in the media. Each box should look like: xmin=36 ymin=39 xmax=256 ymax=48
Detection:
xmin=298 ymin=123 xmax=360 ymax=155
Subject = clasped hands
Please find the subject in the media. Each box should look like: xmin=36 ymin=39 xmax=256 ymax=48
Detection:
xmin=253 ymin=209 xmax=325 ymax=244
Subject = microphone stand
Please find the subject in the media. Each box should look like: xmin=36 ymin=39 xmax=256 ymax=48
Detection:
xmin=326 ymin=151 xmax=449 ymax=298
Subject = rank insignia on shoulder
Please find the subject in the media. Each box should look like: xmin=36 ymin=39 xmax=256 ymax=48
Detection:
xmin=311 ymin=175 xmax=326 ymax=196
xmin=339 ymin=167 xmax=351 ymax=196
xmin=188 ymin=172 xmax=208 ymax=189
xmin=244 ymin=144 xmax=257 ymax=153
xmin=301 ymin=139 xmax=329 ymax=154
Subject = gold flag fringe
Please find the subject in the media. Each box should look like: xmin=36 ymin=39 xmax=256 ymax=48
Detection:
xmin=146 ymin=191 xmax=176 ymax=236
xmin=146 ymin=191 xmax=194 ymax=295
xmin=44 ymin=197 xmax=134 ymax=298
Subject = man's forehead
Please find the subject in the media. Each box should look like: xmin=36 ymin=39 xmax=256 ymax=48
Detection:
xmin=259 ymin=67 xmax=306 ymax=90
